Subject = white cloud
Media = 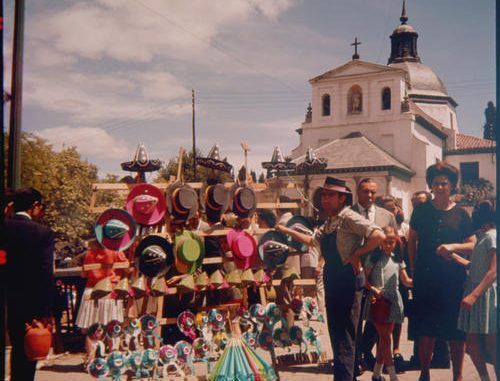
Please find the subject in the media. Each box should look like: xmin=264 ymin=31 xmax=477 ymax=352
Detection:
xmin=35 ymin=125 xmax=130 ymax=161
xmin=24 ymin=69 xmax=191 ymax=124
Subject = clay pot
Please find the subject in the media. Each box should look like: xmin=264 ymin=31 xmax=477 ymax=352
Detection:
xmin=24 ymin=320 xmax=52 ymax=361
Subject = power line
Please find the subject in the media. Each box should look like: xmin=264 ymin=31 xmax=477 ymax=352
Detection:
xmin=133 ymin=0 xmax=299 ymax=92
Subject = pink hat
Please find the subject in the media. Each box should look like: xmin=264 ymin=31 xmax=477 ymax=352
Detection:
xmin=126 ymin=183 xmax=166 ymax=225
xmin=226 ymin=229 xmax=258 ymax=270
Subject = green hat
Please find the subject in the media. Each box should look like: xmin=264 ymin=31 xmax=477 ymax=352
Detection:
xmin=174 ymin=230 xmax=205 ymax=274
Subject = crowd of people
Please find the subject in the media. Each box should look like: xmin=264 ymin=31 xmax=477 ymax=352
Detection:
xmin=2 ymin=161 xmax=497 ymax=381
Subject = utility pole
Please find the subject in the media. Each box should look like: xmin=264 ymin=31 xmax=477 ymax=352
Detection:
xmin=192 ymin=89 xmax=197 ymax=181
xmin=8 ymin=0 xmax=25 ymax=189
xmin=0 ymin=3 xmax=6 ymax=380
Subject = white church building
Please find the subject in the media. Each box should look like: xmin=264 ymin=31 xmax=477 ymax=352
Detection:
xmin=289 ymin=2 xmax=496 ymax=215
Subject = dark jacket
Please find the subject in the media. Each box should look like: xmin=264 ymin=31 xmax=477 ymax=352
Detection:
xmin=4 ymin=214 xmax=55 ymax=318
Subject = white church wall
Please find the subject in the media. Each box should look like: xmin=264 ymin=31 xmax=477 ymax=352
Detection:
xmin=389 ymin=177 xmax=414 ymax=219
xmin=445 ymin=152 xmax=496 ymax=192
xmin=410 ymin=125 xmax=442 ymax=191
xmin=414 ymin=102 xmax=457 ymax=131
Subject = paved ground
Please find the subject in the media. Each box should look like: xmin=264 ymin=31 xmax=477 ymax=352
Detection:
xmin=30 ymin=320 xmax=495 ymax=381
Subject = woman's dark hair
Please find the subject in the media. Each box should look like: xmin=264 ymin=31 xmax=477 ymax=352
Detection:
xmin=425 ymin=162 xmax=459 ymax=193
xmin=257 ymin=209 xmax=277 ymax=228
xmin=472 ymin=201 xmax=496 ymax=230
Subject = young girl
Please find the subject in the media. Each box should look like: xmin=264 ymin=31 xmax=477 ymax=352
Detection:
xmin=364 ymin=226 xmax=413 ymax=381
xmin=442 ymin=201 xmax=496 ymax=381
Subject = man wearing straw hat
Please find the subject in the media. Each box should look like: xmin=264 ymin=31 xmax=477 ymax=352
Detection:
xmin=3 ymin=188 xmax=55 ymax=381
xmin=276 ymin=176 xmax=385 ymax=381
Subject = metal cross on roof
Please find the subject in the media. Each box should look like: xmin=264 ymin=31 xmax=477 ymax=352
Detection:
xmin=351 ymin=37 xmax=361 ymax=60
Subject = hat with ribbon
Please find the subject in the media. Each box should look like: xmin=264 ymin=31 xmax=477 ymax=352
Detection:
xmin=201 ymin=182 xmax=230 ymax=223
xmin=95 ymin=208 xmax=137 ymax=251
xmin=194 ymin=271 xmax=209 ymax=291
xmin=241 ymin=268 xmax=255 ymax=287
xmin=131 ymin=275 xmax=147 ymax=298
xmin=91 ymin=277 xmax=113 ymax=299
xmin=150 ymin=276 xmax=167 ymax=297
xmin=280 ymin=266 xmax=300 ymax=284
xmin=126 ymin=183 xmax=166 ymax=226
xmin=113 ymin=277 xmax=130 ymax=299
xmin=225 ymin=269 xmax=242 ymax=288
xmin=285 ymin=215 xmax=314 ymax=253
xmin=177 ymin=274 xmax=196 ymax=293
xmin=174 ymin=230 xmax=205 ymax=274
xmin=313 ymin=176 xmax=353 ymax=210
xmin=209 ymin=270 xmax=225 ymax=289
xmin=135 ymin=235 xmax=173 ymax=278
xmin=258 ymin=231 xmax=290 ymax=269
xmin=226 ymin=229 xmax=258 ymax=270
xmin=231 ymin=186 xmax=256 ymax=218
xmin=166 ymin=182 xmax=198 ymax=222
xmin=196 ymin=143 xmax=233 ymax=173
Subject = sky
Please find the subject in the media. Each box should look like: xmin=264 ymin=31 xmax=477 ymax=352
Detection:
xmin=4 ymin=0 xmax=495 ymax=179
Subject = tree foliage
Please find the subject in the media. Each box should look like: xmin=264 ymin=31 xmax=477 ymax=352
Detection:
xmin=459 ymin=177 xmax=494 ymax=206
xmin=13 ymin=133 xmax=99 ymax=242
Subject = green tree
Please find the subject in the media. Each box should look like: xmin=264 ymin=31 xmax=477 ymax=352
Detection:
xmin=155 ymin=149 xmax=233 ymax=183
xmin=14 ymin=133 xmax=99 ymax=242
xmin=459 ymin=177 xmax=494 ymax=206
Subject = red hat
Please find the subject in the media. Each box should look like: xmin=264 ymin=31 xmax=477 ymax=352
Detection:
xmin=126 ymin=183 xmax=166 ymax=225
xmin=226 ymin=229 xmax=258 ymax=270
xmin=95 ymin=208 xmax=137 ymax=251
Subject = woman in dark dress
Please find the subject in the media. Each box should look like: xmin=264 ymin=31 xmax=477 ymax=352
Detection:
xmin=408 ymin=163 xmax=475 ymax=381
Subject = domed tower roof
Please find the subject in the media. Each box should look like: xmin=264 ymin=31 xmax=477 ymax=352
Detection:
xmin=388 ymin=0 xmax=421 ymax=64
xmin=387 ymin=1 xmax=448 ymax=97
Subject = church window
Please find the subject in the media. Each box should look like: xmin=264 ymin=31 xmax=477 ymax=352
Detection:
xmin=460 ymin=162 xmax=479 ymax=185
xmin=382 ymin=87 xmax=391 ymax=110
xmin=322 ymin=94 xmax=331 ymax=116
xmin=348 ymin=85 xmax=362 ymax=114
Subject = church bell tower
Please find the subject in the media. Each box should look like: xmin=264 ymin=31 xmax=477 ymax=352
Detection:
xmin=388 ymin=1 xmax=421 ymax=64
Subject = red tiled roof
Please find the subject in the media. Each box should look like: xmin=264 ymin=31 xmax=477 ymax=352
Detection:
xmin=456 ymin=133 xmax=495 ymax=150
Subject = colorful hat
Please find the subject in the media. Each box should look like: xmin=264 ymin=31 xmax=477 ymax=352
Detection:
xmin=88 ymin=357 xmax=109 ymax=378
xmin=113 ymin=277 xmax=130 ymax=299
xmin=208 ymin=309 xmax=225 ymax=332
xmin=209 ymin=270 xmax=225 ymax=289
xmin=105 ymin=320 xmax=123 ymax=339
xmin=166 ymin=182 xmax=198 ymax=222
xmin=226 ymin=229 xmax=258 ymax=270
xmin=258 ymin=231 xmax=289 ymax=269
xmin=231 ymin=186 xmax=256 ymax=218
xmin=177 ymin=274 xmax=195 ymax=293
xmin=126 ymin=183 xmax=166 ymax=225
xmin=91 ymin=277 xmax=113 ymax=299
xmin=261 ymin=146 xmax=296 ymax=172
xmin=159 ymin=344 xmax=177 ymax=365
xmin=140 ymin=314 xmax=158 ymax=333
xmin=131 ymin=275 xmax=147 ymax=298
xmin=281 ymin=266 xmax=300 ymax=284
xmin=95 ymin=208 xmax=137 ymax=251
xmin=150 ymin=276 xmax=167 ymax=296
xmin=253 ymin=269 xmax=266 ymax=285
xmin=121 ymin=143 xmax=162 ymax=173
xmin=201 ymin=183 xmax=230 ymax=223
xmin=285 ymin=215 xmax=314 ymax=253
xmin=226 ymin=269 xmax=242 ymax=287
xmin=194 ymin=271 xmax=209 ymax=292
xmin=241 ymin=268 xmax=255 ymax=287
xmin=196 ymin=143 xmax=233 ymax=173
xmin=135 ymin=235 xmax=173 ymax=277
xmin=174 ymin=230 xmax=204 ymax=274
xmin=175 ymin=340 xmax=193 ymax=362
xmin=313 ymin=176 xmax=353 ymax=209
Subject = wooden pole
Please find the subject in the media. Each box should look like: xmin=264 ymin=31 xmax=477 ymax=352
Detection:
xmin=7 ymin=0 xmax=25 ymax=189
xmin=192 ymin=89 xmax=197 ymax=181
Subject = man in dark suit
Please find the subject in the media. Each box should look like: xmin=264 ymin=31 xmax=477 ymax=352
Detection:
xmin=351 ymin=178 xmax=397 ymax=375
xmin=4 ymin=188 xmax=55 ymax=381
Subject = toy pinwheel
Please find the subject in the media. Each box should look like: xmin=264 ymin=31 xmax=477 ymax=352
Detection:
xmin=304 ymin=326 xmax=323 ymax=357
xmin=195 ymin=311 xmax=210 ymax=339
xmin=289 ymin=326 xmax=308 ymax=354
xmin=273 ymin=327 xmax=292 ymax=349
xmin=208 ymin=308 xmax=226 ymax=333
xmin=159 ymin=344 xmax=184 ymax=379
xmin=141 ymin=348 xmax=158 ymax=379
xmin=303 ymin=297 xmax=324 ymax=323
xmin=106 ymin=351 xmax=126 ymax=381
xmin=177 ymin=310 xmax=197 ymax=341
xmin=212 ymin=331 xmax=228 ymax=353
xmin=122 ymin=318 xmax=141 ymax=350
xmin=175 ymin=340 xmax=195 ymax=375
xmin=88 ymin=342 xmax=108 ymax=380
xmin=242 ymin=331 xmax=257 ymax=349
xmin=140 ymin=314 xmax=161 ymax=348
xmin=105 ymin=320 xmax=123 ymax=352
xmin=193 ymin=337 xmax=212 ymax=373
